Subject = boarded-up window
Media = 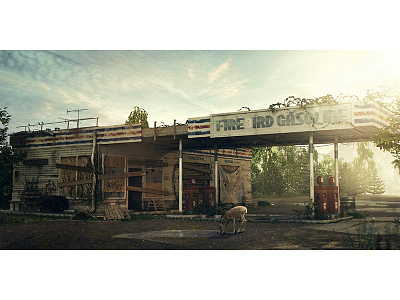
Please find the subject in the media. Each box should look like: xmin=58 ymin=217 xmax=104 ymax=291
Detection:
xmin=59 ymin=156 xmax=78 ymax=198
xmin=103 ymin=155 xmax=126 ymax=199
xmin=145 ymin=166 xmax=163 ymax=195
xmin=59 ymin=156 xmax=92 ymax=198
xmin=77 ymin=156 xmax=92 ymax=199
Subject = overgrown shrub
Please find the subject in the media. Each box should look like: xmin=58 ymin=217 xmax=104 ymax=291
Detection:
xmin=130 ymin=213 xmax=153 ymax=221
xmin=258 ymin=200 xmax=271 ymax=206
xmin=72 ymin=211 xmax=92 ymax=220
xmin=343 ymin=211 xmax=366 ymax=219
xmin=293 ymin=199 xmax=330 ymax=220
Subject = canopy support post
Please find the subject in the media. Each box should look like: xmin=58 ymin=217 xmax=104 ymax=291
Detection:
xmin=179 ymin=138 xmax=183 ymax=212
xmin=215 ymin=144 xmax=219 ymax=208
xmin=334 ymin=136 xmax=340 ymax=215
xmin=309 ymin=133 xmax=314 ymax=204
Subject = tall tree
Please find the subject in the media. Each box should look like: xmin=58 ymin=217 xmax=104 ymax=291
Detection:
xmin=353 ymin=142 xmax=376 ymax=194
xmin=125 ymin=106 xmax=149 ymax=128
xmin=371 ymin=81 xmax=400 ymax=172
xmin=315 ymin=153 xmax=334 ymax=185
xmin=337 ymin=143 xmax=384 ymax=196
xmin=367 ymin=173 xmax=386 ymax=195
xmin=0 ymin=107 xmax=26 ymax=208
xmin=252 ymin=145 xmax=312 ymax=197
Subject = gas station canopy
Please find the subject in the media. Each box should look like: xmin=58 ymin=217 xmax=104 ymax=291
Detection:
xmin=183 ymin=101 xmax=392 ymax=213
xmin=185 ymin=102 xmax=392 ymax=149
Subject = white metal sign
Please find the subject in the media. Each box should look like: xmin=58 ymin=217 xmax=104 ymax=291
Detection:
xmin=210 ymin=103 xmax=354 ymax=138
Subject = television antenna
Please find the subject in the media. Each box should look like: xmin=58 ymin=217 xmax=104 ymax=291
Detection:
xmin=67 ymin=108 xmax=89 ymax=128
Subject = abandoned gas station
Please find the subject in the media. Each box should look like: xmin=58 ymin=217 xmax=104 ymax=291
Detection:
xmin=10 ymin=101 xmax=391 ymax=217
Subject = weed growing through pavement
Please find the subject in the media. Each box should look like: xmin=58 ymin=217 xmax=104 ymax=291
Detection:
xmin=344 ymin=218 xmax=400 ymax=249
xmin=0 ymin=213 xmax=67 ymax=225
xmin=293 ymin=199 xmax=330 ymax=220
xmin=129 ymin=213 xmax=154 ymax=221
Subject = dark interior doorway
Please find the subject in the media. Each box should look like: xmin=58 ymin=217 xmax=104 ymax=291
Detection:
xmin=128 ymin=166 xmax=143 ymax=210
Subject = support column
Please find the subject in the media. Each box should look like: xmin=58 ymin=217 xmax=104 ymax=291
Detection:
xmin=309 ymin=133 xmax=314 ymax=203
xmin=179 ymin=138 xmax=183 ymax=212
xmin=89 ymin=129 xmax=97 ymax=213
xmin=334 ymin=136 xmax=340 ymax=214
xmin=214 ymin=144 xmax=219 ymax=208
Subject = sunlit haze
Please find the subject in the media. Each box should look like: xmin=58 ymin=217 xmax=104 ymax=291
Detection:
xmin=1 ymin=50 xmax=400 ymax=133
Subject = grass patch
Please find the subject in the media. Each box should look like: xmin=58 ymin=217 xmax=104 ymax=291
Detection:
xmin=130 ymin=213 xmax=154 ymax=221
xmin=344 ymin=219 xmax=400 ymax=249
xmin=72 ymin=212 xmax=92 ymax=220
xmin=0 ymin=213 xmax=67 ymax=225
xmin=342 ymin=211 xmax=366 ymax=219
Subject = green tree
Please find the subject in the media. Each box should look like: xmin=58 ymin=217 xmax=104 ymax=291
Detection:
xmin=371 ymin=81 xmax=400 ymax=172
xmin=0 ymin=107 xmax=26 ymax=208
xmin=339 ymin=160 xmax=358 ymax=196
xmin=125 ymin=106 xmax=149 ymax=128
xmin=252 ymin=147 xmax=285 ymax=197
xmin=315 ymin=153 xmax=334 ymax=185
xmin=338 ymin=143 xmax=384 ymax=196
xmin=367 ymin=170 xmax=386 ymax=195
xmin=353 ymin=142 xmax=375 ymax=194
xmin=251 ymin=145 xmax=311 ymax=197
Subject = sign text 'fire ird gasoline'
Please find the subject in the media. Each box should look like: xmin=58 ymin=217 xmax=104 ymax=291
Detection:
xmin=210 ymin=104 xmax=353 ymax=138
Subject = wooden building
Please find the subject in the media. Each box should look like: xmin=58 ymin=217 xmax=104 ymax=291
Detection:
xmin=10 ymin=101 xmax=391 ymax=215
xmin=10 ymin=122 xmax=252 ymax=213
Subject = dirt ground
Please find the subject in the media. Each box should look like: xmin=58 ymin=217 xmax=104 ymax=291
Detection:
xmin=2 ymin=195 xmax=399 ymax=250
xmin=0 ymin=217 xmax=358 ymax=250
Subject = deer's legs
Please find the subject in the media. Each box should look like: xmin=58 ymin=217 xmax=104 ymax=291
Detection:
xmin=222 ymin=220 xmax=229 ymax=234
xmin=238 ymin=215 xmax=247 ymax=233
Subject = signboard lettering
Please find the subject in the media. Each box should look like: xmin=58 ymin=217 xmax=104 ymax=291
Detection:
xmin=210 ymin=104 xmax=353 ymax=138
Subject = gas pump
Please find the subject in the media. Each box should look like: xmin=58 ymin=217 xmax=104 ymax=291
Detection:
xmin=326 ymin=177 xmax=339 ymax=215
xmin=184 ymin=179 xmax=199 ymax=212
xmin=202 ymin=186 xmax=215 ymax=208
xmin=314 ymin=176 xmax=328 ymax=215
xmin=314 ymin=176 xmax=339 ymax=217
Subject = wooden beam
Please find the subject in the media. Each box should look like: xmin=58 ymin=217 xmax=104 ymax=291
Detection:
xmin=127 ymin=159 xmax=168 ymax=167
xmin=55 ymin=163 xmax=93 ymax=173
xmin=183 ymin=165 xmax=210 ymax=174
xmin=58 ymin=178 xmax=93 ymax=188
xmin=100 ymin=171 xmax=145 ymax=180
xmin=126 ymin=185 xmax=169 ymax=195
xmin=57 ymin=171 xmax=146 ymax=187
xmin=23 ymin=159 xmax=48 ymax=166
xmin=183 ymin=174 xmax=212 ymax=180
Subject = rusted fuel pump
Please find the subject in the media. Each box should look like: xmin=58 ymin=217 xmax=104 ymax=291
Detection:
xmin=184 ymin=179 xmax=199 ymax=212
xmin=314 ymin=176 xmax=339 ymax=217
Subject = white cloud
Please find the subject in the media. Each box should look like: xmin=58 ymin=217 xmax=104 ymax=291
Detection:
xmin=2 ymin=51 xmax=249 ymax=131
xmin=207 ymin=56 xmax=233 ymax=84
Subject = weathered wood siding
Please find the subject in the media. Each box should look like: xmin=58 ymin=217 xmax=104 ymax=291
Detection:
xmin=12 ymin=141 xmax=252 ymax=211
xmin=103 ymin=155 xmax=126 ymax=200
xmin=160 ymin=149 xmax=252 ymax=209
xmin=12 ymin=145 xmax=93 ymax=202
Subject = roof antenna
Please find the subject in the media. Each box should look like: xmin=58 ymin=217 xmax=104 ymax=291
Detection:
xmin=67 ymin=108 xmax=88 ymax=128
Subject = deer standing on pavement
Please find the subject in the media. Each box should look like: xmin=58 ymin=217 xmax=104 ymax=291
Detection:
xmin=219 ymin=205 xmax=247 ymax=234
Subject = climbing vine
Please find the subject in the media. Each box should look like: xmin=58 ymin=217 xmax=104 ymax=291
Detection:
xmin=268 ymin=94 xmax=359 ymax=111
xmin=172 ymin=161 xmax=179 ymax=208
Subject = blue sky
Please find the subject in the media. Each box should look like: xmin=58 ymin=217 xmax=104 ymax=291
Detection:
xmin=2 ymin=50 xmax=400 ymax=133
